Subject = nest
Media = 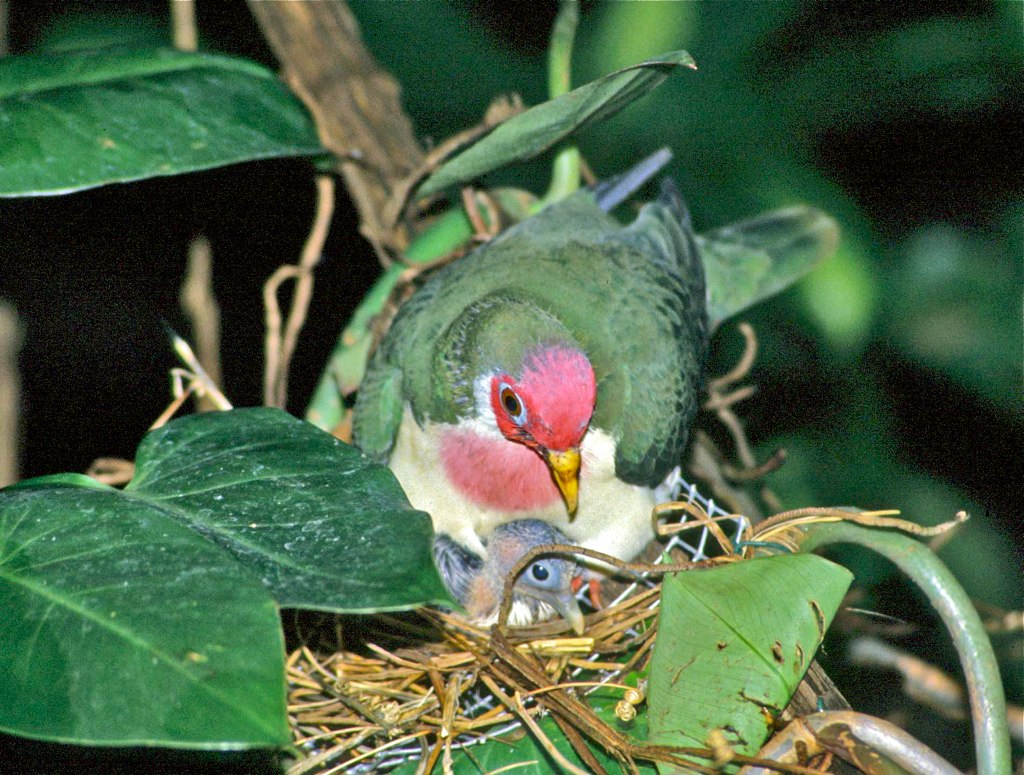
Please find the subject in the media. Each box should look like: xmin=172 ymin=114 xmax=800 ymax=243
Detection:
xmin=284 ymin=483 xmax=749 ymax=774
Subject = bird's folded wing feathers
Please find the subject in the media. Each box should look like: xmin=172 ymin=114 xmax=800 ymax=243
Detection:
xmin=592 ymin=184 xmax=707 ymax=486
xmin=351 ymin=360 xmax=405 ymax=463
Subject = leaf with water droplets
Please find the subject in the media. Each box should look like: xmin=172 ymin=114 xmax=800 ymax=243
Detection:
xmin=0 ymin=408 xmax=450 ymax=748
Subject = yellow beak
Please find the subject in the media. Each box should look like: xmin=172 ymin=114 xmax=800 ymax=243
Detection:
xmin=544 ymin=447 xmax=581 ymax=517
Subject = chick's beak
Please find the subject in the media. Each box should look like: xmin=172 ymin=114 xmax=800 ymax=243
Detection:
xmin=544 ymin=447 xmax=580 ymax=516
xmin=538 ymin=587 xmax=586 ymax=635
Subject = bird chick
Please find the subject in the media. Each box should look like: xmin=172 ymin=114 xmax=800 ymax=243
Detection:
xmin=433 ymin=520 xmax=584 ymax=634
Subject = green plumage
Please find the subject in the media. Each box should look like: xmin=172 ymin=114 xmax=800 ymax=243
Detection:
xmin=353 ymin=184 xmax=707 ymax=487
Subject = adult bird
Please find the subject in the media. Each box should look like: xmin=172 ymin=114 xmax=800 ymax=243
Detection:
xmin=434 ymin=519 xmax=584 ymax=634
xmin=353 ymin=178 xmax=707 ymax=569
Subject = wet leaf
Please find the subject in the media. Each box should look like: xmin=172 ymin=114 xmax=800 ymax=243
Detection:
xmin=647 ymin=554 xmax=852 ymax=770
xmin=124 ymin=408 xmax=451 ymax=612
xmin=416 ymin=50 xmax=695 ymax=198
xmin=0 ymin=48 xmax=323 ymax=197
xmin=0 ymin=480 xmax=287 ymax=747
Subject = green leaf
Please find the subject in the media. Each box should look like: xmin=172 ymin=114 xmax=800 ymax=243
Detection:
xmin=0 ymin=408 xmax=451 ymax=749
xmin=885 ymin=221 xmax=1022 ymax=411
xmin=800 ymin=239 xmax=879 ymax=353
xmin=647 ymin=554 xmax=852 ymax=770
xmin=0 ymin=481 xmax=287 ymax=747
xmin=416 ymin=50 xmax=695 ymax=198
xmin=126 ymin=408 xmax=452 ymax=612
xmin=0 ymin=47 xmax=323 ymax=197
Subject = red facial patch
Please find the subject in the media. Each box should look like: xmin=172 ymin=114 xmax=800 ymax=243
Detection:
xmin=490 ymin=345 xmax=596 ymax=451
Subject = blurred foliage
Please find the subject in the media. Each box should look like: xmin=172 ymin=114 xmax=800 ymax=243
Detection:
xmin=30 ymin=9 xmax=168 ymax=51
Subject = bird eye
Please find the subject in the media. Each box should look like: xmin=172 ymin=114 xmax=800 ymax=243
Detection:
xmin=530 ymin=562 xmax=550 ymax=582
xmin=499 ymin=383 xmax=526 ymax=424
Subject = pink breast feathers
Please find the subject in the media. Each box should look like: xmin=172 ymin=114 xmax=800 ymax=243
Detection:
xmin=440 ymin=429 xmax=564 ymax=511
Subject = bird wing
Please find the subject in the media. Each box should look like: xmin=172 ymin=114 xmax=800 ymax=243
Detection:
xmin=432 ymin=532 xmax=482 ymax=606
xmin=351 ymin=356 xmax=405 ymax=463
xmin=590 ymin=181 xmax=708 ymax=485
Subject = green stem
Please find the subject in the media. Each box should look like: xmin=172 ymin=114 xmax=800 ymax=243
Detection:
xmin=542 ymin=0 xmax=581 ymax=205
xmin=799 ymin=522 xmax=1011 ymax=775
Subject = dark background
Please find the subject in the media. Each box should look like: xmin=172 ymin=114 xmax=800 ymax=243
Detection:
xmin=1 ymin=1 xmax=1021 ymax=768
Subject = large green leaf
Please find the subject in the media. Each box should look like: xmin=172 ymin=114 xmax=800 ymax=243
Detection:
xmin=0 ymin=47 xmax=323 ymax=197
xmin=0 ymin=475 xmax=287 ymax=747
xmin=124 ymin=408 xmax=451 ymax=612
xmin=415 ymin=50 xmax=695 ymax=198
xmin=0 ymin=408 xmax=450 ymax=749
xmin=647 ymin=554 xmax=852 ymax=771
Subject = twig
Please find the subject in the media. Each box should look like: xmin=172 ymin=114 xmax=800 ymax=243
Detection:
xmin=179 ymin=235 xmax=223 ymax=412
xmin=511 ymin=691 xmax=590 ymax=775
xmin=379 ymin=94 xmax=524 ymax=236
xmin=848 ymin=637 xmax=968 ymax=721
xmin=460 ymin=188 xmax=502 ymax=242
xmin=753 ymin=507 xmax=967 ymax=546
xmin=698 ymin=322 xmax=785 ymax=516
xmin=169 ymin=0 xmax=198 ymax=52
xmin=722 ymin=448 xmax=787 ymax=482
xmin=151 ymin=332 xmax=233 ymax=429
xmin=0 ymin=301 xmax=22 ymax=486
xmin=975 ymin=603 xmax=1024 ymax=635
xmin=85 ymin=457 xmax=135 ymax=486
xmin=263 ymin=175 xmax=335 ymax=408
xmin=653 ymin=500 xmax=738 ymax=557
xmin=707 ymin=322 xmax=757 ymax=392
xmin=688 ymin=432 xmax=765 ymax=518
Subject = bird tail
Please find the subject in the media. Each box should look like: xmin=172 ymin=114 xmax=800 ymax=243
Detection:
xmin=592 ymin=147 xmax=674 ymax=213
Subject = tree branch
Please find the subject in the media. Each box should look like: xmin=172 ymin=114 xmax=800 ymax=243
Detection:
xmin=247 ymin=0 xmax=425 ymax=252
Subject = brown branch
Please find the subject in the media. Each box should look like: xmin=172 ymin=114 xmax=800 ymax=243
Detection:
xmin=707 ymin=322 xmax=757 ymax=392
xmin=247 ymin=0 xmax=425 ymax=252
xmin=169 ymin=0 xmax=198 ymax=52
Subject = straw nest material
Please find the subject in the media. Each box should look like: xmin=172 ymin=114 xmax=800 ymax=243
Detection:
xmin=284 ymin=496 xmax=745 ymax=775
